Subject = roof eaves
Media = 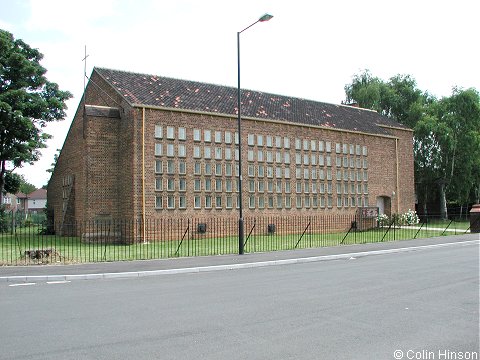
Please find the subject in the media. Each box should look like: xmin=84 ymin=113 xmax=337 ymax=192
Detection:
xmin=133 ymin=103 xmax=399 ymax=140
xmin=377 ymin=124 xmax=414 ymax=132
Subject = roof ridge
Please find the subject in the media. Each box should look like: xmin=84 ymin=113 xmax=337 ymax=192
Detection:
xmin=94 ymin=67 xmax=343 ymax=108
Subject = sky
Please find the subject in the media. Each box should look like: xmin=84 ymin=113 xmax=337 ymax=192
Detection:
xmin=1 ymin=0 xmax=479 ymax=188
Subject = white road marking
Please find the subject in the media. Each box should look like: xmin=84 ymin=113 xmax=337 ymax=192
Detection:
xmin=46 ymin=281 xmax=71 ymax=285
xmin=9 ymin=283 xmax=36 ymax=287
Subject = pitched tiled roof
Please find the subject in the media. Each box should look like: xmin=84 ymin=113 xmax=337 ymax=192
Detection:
xmin=28 ymin=189 xmax=47 ymax=200
xmin=94 ymin=67 xmax=410 ymax=136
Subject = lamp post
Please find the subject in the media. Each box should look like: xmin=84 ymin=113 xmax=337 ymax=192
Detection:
xmin=237 ymin=13 xmax=273 ymax=255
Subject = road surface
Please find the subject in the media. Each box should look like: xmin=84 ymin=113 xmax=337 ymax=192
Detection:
xmin=1 ymin=240 xmax=478 ymax=359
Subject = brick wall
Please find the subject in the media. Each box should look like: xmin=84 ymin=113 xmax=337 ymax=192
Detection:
xmin=388 ymin=127 xmax=416 ymax=213
xmin=47 ymin=97 xmax=86 ymax=229
xmin=139 ymin=108 xmax=414 ymax=220
xmin=49 ymin=74 xmax=415 ymax=231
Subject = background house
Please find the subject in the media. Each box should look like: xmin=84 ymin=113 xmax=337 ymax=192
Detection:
xmin=15 ymin=192 xmax=28 ymax=212
xmin=2 ymin=193 xmax=16 ymax=212
xmin=27 ymin=189 xmax=47 ymax=214
xmin=2 ymin=190 xmax=46 ymax=214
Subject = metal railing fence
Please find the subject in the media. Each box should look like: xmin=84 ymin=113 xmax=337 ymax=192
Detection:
xmin=0 ymin=213 xmax=473 ymax=266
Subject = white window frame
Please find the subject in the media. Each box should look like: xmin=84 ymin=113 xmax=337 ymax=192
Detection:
xmin=155 ymin=143 xmax=163 ymax=156
xmin=225 ymin=131 xmax=232 ymax=144
xmin=167 ymin=126 xmax=175 ymax=140
xmin=215 ymin=131 xmax=222 ymax=143
xmin=178 ymin=127 xmax=186 ymax=141
xmin=204 ymin=130 xmax=212 ymax=142
xmin=155 ymin=178 xmax=163 ymax=191
xmin=155 ymin=125 xmax=163 ymax=139
xmin=155 ymin=196 xmax=163 ymax=209
xmin=155 ymin=160 xmax=163 ymax=174
xmin=178 ymin=144 xmax=186 ymax=158
xmin=167 ymin=195 xmax=175 ymax=209
xmin=193 ymin=129 xmax=201 ymax=142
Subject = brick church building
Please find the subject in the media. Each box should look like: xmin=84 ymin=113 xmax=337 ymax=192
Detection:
xmin=47 ymin=68 xmax=414 ymax=230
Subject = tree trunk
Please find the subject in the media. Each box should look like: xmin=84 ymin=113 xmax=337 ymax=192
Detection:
xmin=422 ymin=184 xmax=428 ymax=216
xmin=439 ymin=181 xmax=448 ymax=220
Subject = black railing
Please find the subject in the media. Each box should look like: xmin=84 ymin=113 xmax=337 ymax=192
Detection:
xmin=0 ymin=213 xmax=473 ymax=266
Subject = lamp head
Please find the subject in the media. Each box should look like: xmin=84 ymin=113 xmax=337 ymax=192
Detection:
xmin=259 ymin=14 xmax=273 ymax=22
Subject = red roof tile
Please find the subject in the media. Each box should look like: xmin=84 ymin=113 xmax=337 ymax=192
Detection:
xmin=95 ymin=67 xmax=411 ymax=135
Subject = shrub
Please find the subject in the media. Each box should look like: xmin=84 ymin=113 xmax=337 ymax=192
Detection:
xmin=400 ymin=209 xmax=420 ymax=225
xmin=377 ymin=214 xmax=390 ymax=226
xmin=0 ymin=208 xmax=10 ymax=233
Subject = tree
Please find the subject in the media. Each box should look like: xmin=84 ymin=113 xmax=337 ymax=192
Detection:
xmin=0 ymin=29 xmax=72 ymax=202
xmin=18 ymin=174 xmax=36 ymax=194
xmin=46 ymin=148 xmax=61 ymax=174
xmin=413 ymin=88 xmax=480 ymax=219
xmin=3 ymin=171 xmax=21 ymax=194
xmin=344 ymin=71 xmax=480 ymax=217
xmin=344 ymin=70 xmax=387 ymax=113
xmin=385 ymin=74 xmax=425 ymax=128
xmin=344 ymin=69 xmax=425 ymax=127
xmin=441 ymin=88 xmax=480 ymax=215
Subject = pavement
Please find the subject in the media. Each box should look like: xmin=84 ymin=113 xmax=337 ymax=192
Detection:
xmin=1 ymin=233 xmax=478 ymax=282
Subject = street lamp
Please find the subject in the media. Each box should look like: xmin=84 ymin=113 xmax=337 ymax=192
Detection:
xmin=237 ymin=13 xmax=273 ymax=255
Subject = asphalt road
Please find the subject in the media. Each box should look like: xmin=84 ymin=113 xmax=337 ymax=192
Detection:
xmin=1 ymin=240 xmax=478 ymax=360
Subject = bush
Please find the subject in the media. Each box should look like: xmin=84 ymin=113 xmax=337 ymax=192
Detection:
xmin=0 ymin=208 xmax=11 ymax=233
xmin=400 ymin=209 xmax=420 ymax=225
xmin=377 ymin=214 xmax=390 ymax=226
xmin=29 ymin=212 xmax=47 ymax=224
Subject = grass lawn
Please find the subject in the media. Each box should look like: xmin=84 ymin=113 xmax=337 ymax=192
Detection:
xmin=421 ymin=219 xmax=471 ymax=231
xmin=0 ymin=223 xmax=455 ymax=265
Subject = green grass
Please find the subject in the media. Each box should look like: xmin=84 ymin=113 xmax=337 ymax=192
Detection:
xmin=0 ymin=223 xmax=454 ymax=265
xmin=421 ymin=219 xmax=470 ymax=231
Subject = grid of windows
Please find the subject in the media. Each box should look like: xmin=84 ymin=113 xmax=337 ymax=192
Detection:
xmin=154 ymin=125 xmax=369 ymax=210
xmin=242 ymin=134 xmax=369 ymax=210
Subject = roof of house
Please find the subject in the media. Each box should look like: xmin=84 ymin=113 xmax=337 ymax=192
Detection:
xmin=28 ymin=188 xmax=47 ymax=200
xmin=15 ymin=192 xmax=27 ymax=199
xmin=94 ymin=67 xmax=411 ymax=136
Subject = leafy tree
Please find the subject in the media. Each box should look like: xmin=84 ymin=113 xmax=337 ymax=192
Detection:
xmin=0 ymin=29 xmax=72 ymax=202
xmin=344 ymin=69 xmax=425 ymax=127
xmin=442 ymin=88 xmax=480 ymax=214
xmin=3 ymin=171 xmax=21 ymax=194
xmin=46 ymin=148 xmax=61 ymax=174
xmin=345 ymin=71 xmax=480 ymax=218
xmin=413 ymin=88 xmax=480 ymax=218
xmin=344 ymin=70 xmax=387 ymax=113
xmin=385 ymin=74 xmax=425 ymax=128
xmin=18 ymin=174 xmax=36 ymax=194
xmin=1 ymin=172 xmax=36 ymax=195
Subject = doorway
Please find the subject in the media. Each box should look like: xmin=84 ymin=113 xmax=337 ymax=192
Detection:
xmin=376 ymin=196 xmax=392 ymax=216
